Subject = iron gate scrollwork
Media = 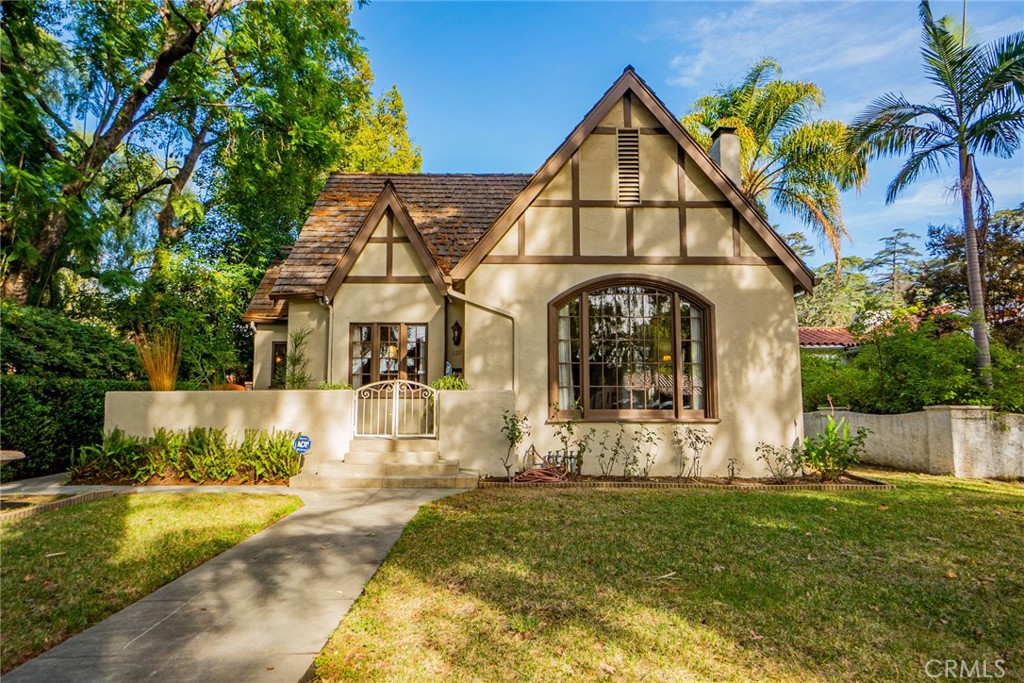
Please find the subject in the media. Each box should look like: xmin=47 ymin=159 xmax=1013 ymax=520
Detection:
xmin=353 ymin=380 xmax=437 ymax=439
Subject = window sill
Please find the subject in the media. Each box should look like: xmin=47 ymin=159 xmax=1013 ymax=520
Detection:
xmin=546 ymin=417 xmax=721 ymax=425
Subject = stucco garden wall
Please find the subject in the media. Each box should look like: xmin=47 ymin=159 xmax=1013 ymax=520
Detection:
xmin=106 ymin=390 xmax=354 ymax=469
xmin=105 ymin=389 xmax=515 ymax=478
xmin=803 ymin=407 xmax=1024 ymax=480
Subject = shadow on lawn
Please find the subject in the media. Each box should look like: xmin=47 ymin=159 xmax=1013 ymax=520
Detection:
xmin=315 ymin=481 xmax=1024 ymax=682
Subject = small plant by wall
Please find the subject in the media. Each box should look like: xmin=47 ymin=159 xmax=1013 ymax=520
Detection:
xmin=431 ymin=376 xmax=470 ymax=391
xmin=499 ymin=409 xmax=530 ymax=482
xmin=803 ymin=415 xmax=869 ymax=482
xmin=755 ymin=442 xmax=805 ymax=483
xmin=69 ymin=427 xmax=301 ymax=485
xmin=317 ymin=381 xmax=353 ymax=390
xmin=671 ymin=426 xmax=712 ymax=479
xmin=134 ymin=329 xmax=182 ymax=391
xmin=277 ymin=329 xmax=313 ymax=389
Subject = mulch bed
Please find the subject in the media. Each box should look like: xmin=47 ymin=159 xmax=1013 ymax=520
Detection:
xmin=67 ymin=474 xmax=289 ymax=486
xmin=480 ymin=472 xmax=893 ymax=491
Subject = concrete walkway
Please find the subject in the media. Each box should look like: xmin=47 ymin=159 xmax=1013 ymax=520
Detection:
xmin=3 ymin=478 xmax=465 ymax=682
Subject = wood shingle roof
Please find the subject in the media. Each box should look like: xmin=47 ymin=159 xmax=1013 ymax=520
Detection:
xmin=243 ymin=173 xmax=530 ymax=320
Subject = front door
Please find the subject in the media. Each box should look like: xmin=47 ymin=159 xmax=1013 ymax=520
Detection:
xmin=350 ymin=323 xmax=427 ymax=388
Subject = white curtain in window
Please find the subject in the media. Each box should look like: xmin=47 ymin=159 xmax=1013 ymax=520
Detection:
xmin=558 ymin=308 xmax=573 ymax=409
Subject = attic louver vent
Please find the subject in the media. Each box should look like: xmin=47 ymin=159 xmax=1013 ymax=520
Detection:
xmin=617 ymin=128 xmax=640 ymax=204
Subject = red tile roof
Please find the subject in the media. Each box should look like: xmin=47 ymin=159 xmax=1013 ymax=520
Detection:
xmin=799 ymin=327 xmax=857 ymax=348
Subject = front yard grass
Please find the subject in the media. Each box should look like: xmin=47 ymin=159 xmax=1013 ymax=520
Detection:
xmin=314 ymin=470 xmax=1023 ymax=682
xmin=0 ymin=492 xmax=302 ymax=673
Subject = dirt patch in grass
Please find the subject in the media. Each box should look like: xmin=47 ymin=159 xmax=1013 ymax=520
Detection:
xmin=0 ymin=492 xmax=302 ymax=673
xmin=313 ymin=469 xmax=1023 ymax=682
xmin=0 ymin=494 xmax=75 ymax=512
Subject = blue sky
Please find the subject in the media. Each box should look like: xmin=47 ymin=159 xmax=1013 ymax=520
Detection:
xmin=350 ymin=1 xmax=1024 ymax=268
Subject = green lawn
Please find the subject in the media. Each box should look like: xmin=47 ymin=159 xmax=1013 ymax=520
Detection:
xmin=314 ymin=471 xmax=1023 ymax=682
xmin=0 ymin=492 xmax=302 ymax=672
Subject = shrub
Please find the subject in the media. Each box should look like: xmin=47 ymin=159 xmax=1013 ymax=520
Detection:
xmin=277 ymin=329 xmax=313 ymax=389
xmin=317 ymin=381 xmax=353 ymax=390
xmin=0 ymin=300 xmax=141 ymax=379
xmin=69 ymin=427 xmax=301 ymax=484
xmin=0 ymin=377 xmax=149 ymax=480
xmin=803 ymin=415 xmax=869 ymax=481
xmin=134 ymin=329 xmax=183 ymax=391
xmin=671 ymin=426 xmax=713 ymax=479
xmin=499 ymin=409 xmax=530 ymax=481
xmin=801 ymin=316 xmax=1024 ymax=414
xmin=755 ymin=442 xmax=805 ymax=483
xmin=430 ymin=376 xmax=470 ymax=391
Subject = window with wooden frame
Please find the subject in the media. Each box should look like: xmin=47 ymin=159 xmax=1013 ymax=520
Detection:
xmin=549 ymin=276 xmax=716 ymax=421
xmin=270 ymin=341 xmax=287 ymax=388
xmin=350 ymin=323 xmax=428 ymax=388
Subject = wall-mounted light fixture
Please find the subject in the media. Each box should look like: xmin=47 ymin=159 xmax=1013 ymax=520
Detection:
xmin=451 ymin=320 xmax=462 ymax=347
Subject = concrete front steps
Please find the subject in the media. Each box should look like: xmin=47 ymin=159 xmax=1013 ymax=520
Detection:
xmin=290 ymin=438 xmax=479 ymax=489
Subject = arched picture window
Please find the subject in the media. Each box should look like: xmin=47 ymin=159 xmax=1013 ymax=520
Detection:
xmin=549 ymin=276 xmax=716 ymax=421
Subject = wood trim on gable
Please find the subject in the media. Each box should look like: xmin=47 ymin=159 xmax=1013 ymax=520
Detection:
xmin=320 ymin=182 xmax=448 ymax=300
xmin=449 ymin=67 xmax=816 ymax=292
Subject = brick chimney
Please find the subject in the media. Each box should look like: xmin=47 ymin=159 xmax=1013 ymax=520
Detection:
xmin=709 ymin=126 xmax=741 ymax=188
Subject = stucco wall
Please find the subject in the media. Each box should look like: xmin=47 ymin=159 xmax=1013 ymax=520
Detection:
xmin=252 ymin=323 xmax=287 ymax=389
xmin=287 ymin=301 xmax=329 ymax=385
xmin=327 ymin=282 xmax=446 ymax=385
xmin=464 ymin=263 xmax=804 ymax=477
xmin=803 ymin=407 xmax=1024 ymax=480
xmin=438 ymin=390 xmax=515 ymax=474
xmin=105 ymin=390 xmax=354 ymax=468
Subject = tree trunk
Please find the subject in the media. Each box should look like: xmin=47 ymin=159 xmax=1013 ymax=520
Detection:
xmin=959 ymin=150 xmax=993 ymax=387
xmin=151 ymin=116 xmax=213 ymax=272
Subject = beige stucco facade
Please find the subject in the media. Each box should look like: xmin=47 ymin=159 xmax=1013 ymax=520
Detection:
xmin=247 ymin=74 xmax=810 ymax=478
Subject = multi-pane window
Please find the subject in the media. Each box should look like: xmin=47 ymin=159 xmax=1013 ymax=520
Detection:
xmin=552 ymin=279 xmax=712 ymax=420
xmin=350 ymin=323 xmax=428 ymax=388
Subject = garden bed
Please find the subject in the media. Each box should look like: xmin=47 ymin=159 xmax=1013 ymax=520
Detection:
xmin=480 ymin=472 xmax=892 ymax=491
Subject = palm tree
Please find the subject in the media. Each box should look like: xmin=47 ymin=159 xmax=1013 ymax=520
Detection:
xmin=682 ymin=58 xmax=867 ymax=267
xmin=848 ymin=0 xmax=1024 ymax=384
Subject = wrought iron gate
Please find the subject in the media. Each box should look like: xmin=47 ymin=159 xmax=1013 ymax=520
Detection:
xmin=353 ymin=380 xmax=437 ymax=438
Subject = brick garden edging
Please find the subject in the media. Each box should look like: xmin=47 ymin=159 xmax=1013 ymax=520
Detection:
xmin=0 ymin=489 xmax=125 ymax=523
xmin=478 ymin=474 xmax=893 ymax=492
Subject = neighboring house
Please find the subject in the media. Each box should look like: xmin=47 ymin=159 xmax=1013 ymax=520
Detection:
xmin=798 ymin=327 xmax=858 ymax=354
xmin=243 ymin=67 xmax=816 ymax=476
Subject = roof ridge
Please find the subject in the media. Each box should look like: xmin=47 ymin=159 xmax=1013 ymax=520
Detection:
xmin=327 ymin=172 xmax=533 ymax=178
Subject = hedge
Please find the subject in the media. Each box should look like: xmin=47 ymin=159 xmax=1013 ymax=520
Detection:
xmin=0 ymin=377 xmax=149 ymax=480
xmin=0 ymin=300 xmax=141 ymax=379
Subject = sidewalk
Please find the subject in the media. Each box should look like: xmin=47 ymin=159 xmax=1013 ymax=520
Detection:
xmin=3 ymin=482 xmax=466 ymax=682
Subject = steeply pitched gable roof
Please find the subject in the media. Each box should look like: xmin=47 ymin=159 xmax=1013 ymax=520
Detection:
xmin=268 ymin=173 xmax=530 ymax=299
xmin=449 ymin=67 xmax=816 ymax=291
xmin=243 ymin=250 xmax=289 ymax=322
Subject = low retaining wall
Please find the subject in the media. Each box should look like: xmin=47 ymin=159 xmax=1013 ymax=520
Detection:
xmin=105 ymin=389 xmax=514 ymax=475
xmin=803 ymin=406 xmax=1023 ymax=479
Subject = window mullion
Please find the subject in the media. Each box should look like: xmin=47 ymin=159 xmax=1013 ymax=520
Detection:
xmin=398 ymin=324 xmax=408 ymax=381
xmin=673 ymin=293 xmax=683 ymax=420
xmin=579 ymin=294 xmax=589 ymax=418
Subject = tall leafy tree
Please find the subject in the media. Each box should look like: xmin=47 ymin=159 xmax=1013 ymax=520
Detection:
xmin=914 ymin=206 xmax=1024 ymax=350
xmin=0 ymin=0 xmax=387 ymax=303
xmin=797 ymin=257 xmax=874 ymax=328
xmin=847 ymin=0 xmax=1024 ymax=384
xmin=682 ymin=58 xmax=867 ymax=266
xmin=865 ymin=228 xmax=923 ymax=308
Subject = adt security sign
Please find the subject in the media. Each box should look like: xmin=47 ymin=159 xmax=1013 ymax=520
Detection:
xmin=292 ymin=434 xmax=312 ymax=455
